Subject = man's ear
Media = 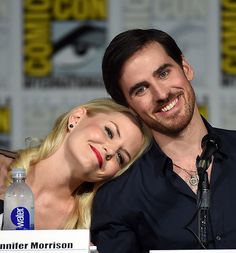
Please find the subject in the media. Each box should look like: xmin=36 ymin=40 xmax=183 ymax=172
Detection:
xmin=182 ymin=56 xmax=194 ymax=81
xmin=68 ymin=107 xmax=87 ymax=130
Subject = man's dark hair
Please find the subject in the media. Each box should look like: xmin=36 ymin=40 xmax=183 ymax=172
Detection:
xmin=102 ymin=29 xmax=183 ymax=106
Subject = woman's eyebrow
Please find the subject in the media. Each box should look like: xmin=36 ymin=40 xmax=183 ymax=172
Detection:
xmin=110 ymin=121 xmax=120 ymax=137
xmin=122 ymin=149 xmax=131 ymax=162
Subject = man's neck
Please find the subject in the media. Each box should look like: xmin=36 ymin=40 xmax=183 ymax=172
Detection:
xmin=153 ymin=111 xmax=208 ymax=168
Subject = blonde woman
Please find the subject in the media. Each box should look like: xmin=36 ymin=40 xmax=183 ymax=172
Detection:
xmin=0 ymin=98 xmax=151 ymax=229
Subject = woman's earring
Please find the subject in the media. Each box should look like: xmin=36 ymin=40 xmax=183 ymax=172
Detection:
xmin=69 ymin=124 xmax=74 ymax=129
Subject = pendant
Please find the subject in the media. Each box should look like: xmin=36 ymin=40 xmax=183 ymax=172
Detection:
xmin=189 ymin=175 xmax=199 ymax=186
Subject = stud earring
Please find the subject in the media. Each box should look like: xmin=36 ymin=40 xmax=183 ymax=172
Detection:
xmin=69 ymin=124 xmax=74 ymax=129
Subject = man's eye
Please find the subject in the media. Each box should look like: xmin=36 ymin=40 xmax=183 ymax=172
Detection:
xmin=159 ymin=70 xmax=169 ymax=79
xmin=105 ymin=126 xmax=113 ymax=139
xmin=116 ymin=152 xmax=125 ymax=165
xmin=134 ymin=86 xmax=146 ymax=96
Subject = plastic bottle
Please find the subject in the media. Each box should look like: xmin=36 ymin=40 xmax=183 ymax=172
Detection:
xmin=3 ymin=168 xmax=34 ymax=230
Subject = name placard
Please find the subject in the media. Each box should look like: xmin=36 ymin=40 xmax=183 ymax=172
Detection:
xmin=0 ymin=229 xmax=91 ymax=252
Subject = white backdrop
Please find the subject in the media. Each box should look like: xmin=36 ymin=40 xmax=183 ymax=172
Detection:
xmin=0 ymin=0 xmax=235 ymax=150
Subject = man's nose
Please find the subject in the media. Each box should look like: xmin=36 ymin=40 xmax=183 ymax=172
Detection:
xmin=151 ymin=82 xmax=169 ymax=101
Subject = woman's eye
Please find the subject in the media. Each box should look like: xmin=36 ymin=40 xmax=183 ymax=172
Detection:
xmin=116 ymin=152 xmax=125 ymax=165
xmin=159 ymin=70 xmax=169 ymax=79
xmin=105 ymin=126 xmax=113 ymax=139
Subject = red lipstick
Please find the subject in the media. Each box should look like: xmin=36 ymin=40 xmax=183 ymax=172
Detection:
xmin=90 ymin=145 xmax=103 ymax=168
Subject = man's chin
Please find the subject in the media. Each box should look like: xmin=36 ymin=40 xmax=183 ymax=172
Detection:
xmin=150 ymin=119 xmax=191 ymax=135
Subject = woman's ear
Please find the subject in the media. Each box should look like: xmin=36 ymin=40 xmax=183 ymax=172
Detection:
xmin=182 ymin=56 xmax=194 ymax=81
xmin=67 ymin=107 xmax=87 ymax=131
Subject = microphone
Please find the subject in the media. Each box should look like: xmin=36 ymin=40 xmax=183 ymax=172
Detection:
xmin=196 ymin=133 xmax=221 ymax=172
xmin=196 ymin=134 xmax=220 ymax=248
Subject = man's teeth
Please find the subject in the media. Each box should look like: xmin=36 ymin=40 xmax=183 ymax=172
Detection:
xmin=161 ymin=98 xmax=178 ymax=112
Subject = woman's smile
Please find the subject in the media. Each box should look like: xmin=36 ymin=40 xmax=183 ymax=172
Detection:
xmin=90 ymin=144 xmax=103 ymax=168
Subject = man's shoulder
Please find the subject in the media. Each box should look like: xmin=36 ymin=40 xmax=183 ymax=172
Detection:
xmin=132 ymin=140 xmax=165 ymax=168
xmin=214 ymin=126 xmax=236 ymax=136
xmin=214 ymin=127 xmax=236 ymax=145
xmin=94 ymin=141 xmax=165 ymax=199
xmin=204 ymin=117 xmax=236 ymax=141
xmin=210 ymin=127 xmax=236 ymax=157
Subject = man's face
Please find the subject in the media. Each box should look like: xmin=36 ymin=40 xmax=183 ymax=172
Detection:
xmin=120 ymin=42 xmax=196 ymax=135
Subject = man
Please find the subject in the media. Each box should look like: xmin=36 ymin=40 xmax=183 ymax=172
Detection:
xmin=90 ymin=29 xmax=236 ymax=252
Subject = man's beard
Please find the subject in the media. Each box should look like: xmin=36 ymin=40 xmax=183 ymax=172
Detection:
xmin=148 ymin=105 xmax=194 ymax=136
xmin=144 ymin=85 xmax=196 ymax=136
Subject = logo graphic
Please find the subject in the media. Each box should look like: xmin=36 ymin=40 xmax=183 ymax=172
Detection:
xmin=11 ymin=207 xmax=30 ymax=230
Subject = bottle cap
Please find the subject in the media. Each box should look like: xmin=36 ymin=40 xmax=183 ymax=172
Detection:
xmin=11 ymin=168 xmax=26 ymax=179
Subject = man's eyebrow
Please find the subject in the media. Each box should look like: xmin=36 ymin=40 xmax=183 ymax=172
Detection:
xmin=110 ymin=121 xmax=131 ymax=161
xmin=128 ymin=81 xmax=147 ymax=96
xmin=153 ymin=63 xmax=173 ymax=76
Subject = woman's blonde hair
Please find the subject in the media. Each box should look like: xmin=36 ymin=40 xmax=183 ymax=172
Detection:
xmin=9 ymin=98 xmax=152 ymax=229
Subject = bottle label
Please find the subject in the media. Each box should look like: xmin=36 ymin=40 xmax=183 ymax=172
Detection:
xmin=11 ymin=207 xmax=30 ymax=230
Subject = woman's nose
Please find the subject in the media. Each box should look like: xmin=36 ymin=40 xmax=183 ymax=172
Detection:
xmin=105 ymin=154 xmax=112 ymax=161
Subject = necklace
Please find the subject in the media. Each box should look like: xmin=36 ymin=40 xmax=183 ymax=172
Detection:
xmin=173 ymin=163 xmax=199 ymax=186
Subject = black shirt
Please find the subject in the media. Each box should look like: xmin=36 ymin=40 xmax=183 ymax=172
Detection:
xmin=91 ymin=122 xmax=236 ymax=253
xmin=0 ymin=199 xmax=3 ymax=229
xmin=0 ymin=199 xmax=3 ymax=214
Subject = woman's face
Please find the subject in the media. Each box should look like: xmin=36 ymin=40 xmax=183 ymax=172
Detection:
xmin=64 ymin=109 xmax=143 ymax=182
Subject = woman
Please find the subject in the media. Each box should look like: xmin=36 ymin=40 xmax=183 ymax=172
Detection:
xmin=0 ymin=98 xmax=151 ymax=229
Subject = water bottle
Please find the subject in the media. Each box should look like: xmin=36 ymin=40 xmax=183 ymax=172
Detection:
xmin=3 ymin=168 xmax=34 ymax=230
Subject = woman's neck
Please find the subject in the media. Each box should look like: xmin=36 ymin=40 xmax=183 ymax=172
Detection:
xmin=26 ymin=146 xmax=83 ymax=200
xmin=26 ymin=147 xmax=80 ymax=229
